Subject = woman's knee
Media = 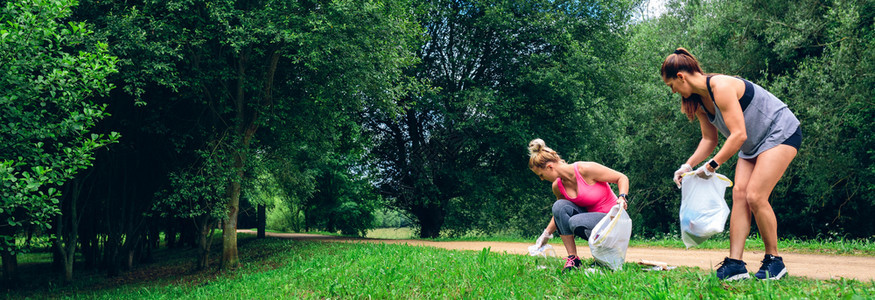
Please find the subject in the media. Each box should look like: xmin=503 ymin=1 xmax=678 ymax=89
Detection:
xmin=572 ymin=226 xmax=591 ymax=240
xmin=730 ymin=185 xmax=751 ymax=206
xmin=552 ymin=199 xmax=575 ymax=216
xmin=732 ymin=185 xmax=746 ymax=199
xmin=744 ymin=190 xmax=770 ymax=209
xmin=568 ymin=213 xmax=605 ymax=239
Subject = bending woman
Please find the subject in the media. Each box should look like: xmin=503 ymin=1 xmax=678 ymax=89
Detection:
xmin=662 ymin=48 xmax=801 ymax=280
xmin=528 ymin=138 xmax=629 ymax=272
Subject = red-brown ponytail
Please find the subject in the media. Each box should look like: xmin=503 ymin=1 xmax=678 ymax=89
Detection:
xmin=661 ymin=48 xmax=703 ymax=79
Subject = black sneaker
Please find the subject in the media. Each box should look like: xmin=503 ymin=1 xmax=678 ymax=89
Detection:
xmin=715 ymin=257 xmax=750 ymax=281
xmin=755 ymin=254 xmax=788 ymax=280
xmin=562 ymin=255 xmax=581 ymax=272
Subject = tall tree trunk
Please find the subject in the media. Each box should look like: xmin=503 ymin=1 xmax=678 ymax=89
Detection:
xmin=0 ymin=250 xmax=17 ymax=283
xmin=142 ymin=225 xmax=158 ymax=263
xmin=166 ymin=221 xmax=177 ymax=249
xmin=221 ymin=54 xmax=247 ymax=270
xmin=257 ymin=204 xmax=266 ymax=239
xmin=52 ymin=245 xmax=62 ymax=271
xmin=0 ymin=218 xmax=17 ymax=282
xmin=413 ymin=196 xmax=446 ymax=239
xmin=196 ymin=215 xmax=213 ymax=270
xmin=104 ymin=235 xmax=120 ymax=276
xmin=221 ymin=50 xmax=277 ymax=268
xmin=222 ymin=50 xmax=280 ymax=268
xmin=80 ymin=203 xmax=97 ymax=270
xmin=222 ymin=176 xmax=241 ymax=269
xmin=103 ymin=152 xmax=121 ymax=276
xmin=55 ymin=176 xmax=83 ymax=283
xmin=121 ymin=156 xmax=137 ymax=271
xmin=124 ymin=233 xmax=141 ymax=270
xmin=181 ymin=222 xmax=196 ymax=248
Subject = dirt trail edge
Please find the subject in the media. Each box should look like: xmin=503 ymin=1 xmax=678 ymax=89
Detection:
xmin=238 ymin=230 xmax=874 ymax=281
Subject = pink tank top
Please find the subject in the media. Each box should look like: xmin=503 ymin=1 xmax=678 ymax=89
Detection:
xmin=556 ymin=162 xmax=617 ymax=213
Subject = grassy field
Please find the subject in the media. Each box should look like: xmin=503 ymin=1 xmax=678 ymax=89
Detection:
xmin=369 ymin=227 xmax=875 ymax=256
xmin=367 ymin=227 xmax=417 ymax=239
xmin=4 ymin=232 xmax=874 ymax=299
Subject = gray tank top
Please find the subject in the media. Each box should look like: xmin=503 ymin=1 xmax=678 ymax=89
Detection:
xmin=703 ymin=75 xmax=800 ymax=159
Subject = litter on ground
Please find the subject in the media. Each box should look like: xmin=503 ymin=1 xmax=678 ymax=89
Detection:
xmin=638 ymin=259 xmax=677 ymax=271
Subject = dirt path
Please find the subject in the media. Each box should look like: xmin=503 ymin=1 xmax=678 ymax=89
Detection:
xmin=238 ymin=230 xmax=874 ymax=282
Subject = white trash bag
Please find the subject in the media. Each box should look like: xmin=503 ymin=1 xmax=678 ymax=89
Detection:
xmin=588 ymin=202 xmax=632 ymax=270
xmin=679 ymin=172 xmax=733 ymax=248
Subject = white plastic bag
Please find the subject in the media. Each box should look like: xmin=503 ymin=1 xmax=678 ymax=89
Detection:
xmin=527 ymin=243 xmax=557 ymax=258
xmin=588 ymin=203 xmax=632 ymax=270
xmin=528 ymin=244 xmax=558 ymax=269
xmin=679 ymin=172 xmax=733 ymax=248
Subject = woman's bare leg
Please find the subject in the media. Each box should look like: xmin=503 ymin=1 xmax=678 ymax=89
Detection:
xmin=745 ymin=144 xmax=797 ymax=255
xmin=729 ymin=158 xmax=755 ymax=259
xmin=561 ymin=235 xmax=577 ymax=257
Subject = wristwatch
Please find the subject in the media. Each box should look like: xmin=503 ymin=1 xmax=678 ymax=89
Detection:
xmin=618 ymin=193 xmax=628 ymax=201
xmin=708 ymin=159 xmax=719 ymax=170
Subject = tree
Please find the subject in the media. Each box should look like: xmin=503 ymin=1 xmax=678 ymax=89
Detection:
xmin=617 ymin=0 xmax=875 ymax=238
xmin=611 ymin=2 xmax=706 ymax=236
xmin=0 ymin=0 xmax=118 ymax=282
xmin=750 ymin=0 xmax=875 ymax=238
xmin=151 ymin=146 xmax=231 ymax=270
xmin=302 ymin=153 xmax=379 ymax=237
xmin=84 ymin=0 xmax=421 ymax=268
xmin=367 ymin=0 xmax=635 ymax=238
xmin=672 ymin=0 xmax=875 ymax=238
xmin=246 ymin=125 xmax=382 ymax=237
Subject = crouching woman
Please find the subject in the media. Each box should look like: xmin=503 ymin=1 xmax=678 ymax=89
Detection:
xmin=528 ymin=138 xmax=629 ymax=271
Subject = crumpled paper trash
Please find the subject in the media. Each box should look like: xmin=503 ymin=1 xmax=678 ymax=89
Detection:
xmin=638 ymin=259 xmax=677 ymax=271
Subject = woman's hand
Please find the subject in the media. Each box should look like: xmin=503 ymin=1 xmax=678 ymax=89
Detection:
xmin=695 ymin=162 xmax=714 ymax=179
xmin=673 ymin=164 xmax=692 ymax=188
xmin=618 ymin=194 xmax=629 ymax=210
xmin=535 ymin=229 xmax=553 ymax=247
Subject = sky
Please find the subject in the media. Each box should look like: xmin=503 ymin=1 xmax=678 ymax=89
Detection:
xmin=635 ymin=0 xmax=670 ymax=21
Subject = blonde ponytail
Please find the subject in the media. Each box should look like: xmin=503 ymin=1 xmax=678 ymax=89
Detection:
xmin=528 ymin=138 xmax=564 ymax=169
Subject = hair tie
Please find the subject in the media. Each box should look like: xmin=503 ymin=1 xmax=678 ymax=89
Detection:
xmin=674 ymin=49 xmax=684 ymax=55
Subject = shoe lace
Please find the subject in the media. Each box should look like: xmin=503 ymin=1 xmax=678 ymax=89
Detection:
xmin=716 ymin=257 xmax=744 ymax=271
xmin=715 ymin=257 xmax=729 ymax=270
xmin=564 ymin=256 xmax=578 ymax=268
xmin=759 ymin=256 xmax=773 ymax=270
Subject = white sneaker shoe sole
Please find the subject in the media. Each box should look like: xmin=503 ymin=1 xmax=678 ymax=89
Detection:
xmin=757 ymin=268 xmax=788 ymax=280
xmin=724 ymin=272 xmax=751 ymax=281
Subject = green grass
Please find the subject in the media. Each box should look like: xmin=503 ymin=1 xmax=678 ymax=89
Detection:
xmin=361 ymin=227 xmax=875 ymax=256
xmin=367 ymin=227 xmax=416 ymax=239
xmin=5 ymin=234 xmax=874 ymax=299
xmin=14 ymin=251 xmax=54 ymax=264
xmin=629 ymin=233 xmax=875 ymax=256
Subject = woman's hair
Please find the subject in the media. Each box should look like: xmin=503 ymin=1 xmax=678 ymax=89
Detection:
xmin=660 ymin=47 xmax=703 ymax=79
xmin=661 ymin=47 xmax=705 ymax=121
xmin=528 ymin=138 xmax=565 ymax=169
xmin=680 ymin=94 xmax=702 ymax=121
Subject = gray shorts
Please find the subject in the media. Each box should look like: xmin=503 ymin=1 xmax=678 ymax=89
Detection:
xmin=552 ymin=199 xmax=606 ymax=239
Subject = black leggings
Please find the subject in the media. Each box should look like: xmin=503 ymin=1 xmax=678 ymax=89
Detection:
xmin=552 ymin=200 xmax=606 ymax=239
xmin=781 ymin=126 xmax=802 ymax=150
